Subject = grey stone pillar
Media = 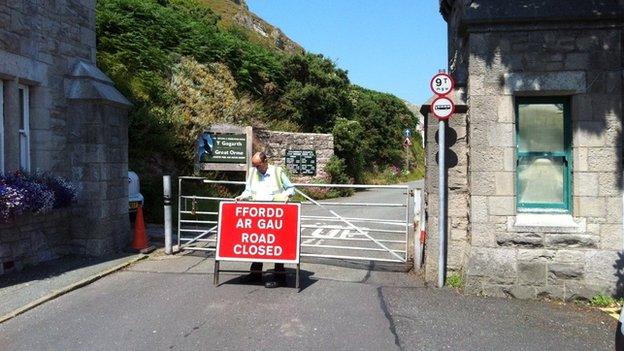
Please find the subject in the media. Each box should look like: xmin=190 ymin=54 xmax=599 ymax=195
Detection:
xmin=65 ymin=60 xmax=132 ymax=256
xmin=4 ymin=78 xmax=20 ymax=171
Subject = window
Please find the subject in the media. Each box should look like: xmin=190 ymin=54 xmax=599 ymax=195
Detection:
xmin=19 ymin=85 xmax=30 ymax=172
xmin=515 ymin=97 xmax=571 ymax=212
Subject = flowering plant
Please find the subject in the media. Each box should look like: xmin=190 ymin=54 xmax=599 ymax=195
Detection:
xmin=389 ymin=165 xmax=401 ymax=177
xmin=0 ymin=171 xmax=78 ymax=223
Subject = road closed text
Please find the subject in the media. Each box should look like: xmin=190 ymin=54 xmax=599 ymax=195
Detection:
xmin=217 ymin=202 xmax=301 ymax=263
xmin=232 ymin=233 xmax=283 ymax=256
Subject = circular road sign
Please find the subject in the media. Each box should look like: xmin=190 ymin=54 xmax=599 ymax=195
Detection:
xmin=430 ymin=73 xmax=454 ymax=96
xmin=431 ymin=96 xmax=455 ymax=120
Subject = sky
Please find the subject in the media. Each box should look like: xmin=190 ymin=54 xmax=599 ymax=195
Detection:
xmin=246 ymin=0 xmax=448 ymax=105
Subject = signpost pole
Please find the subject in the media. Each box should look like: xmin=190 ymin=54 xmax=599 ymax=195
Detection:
xmin=430 ymin=70 xmax=453 ymax=288
xmin=405 ymin=143 xmax=409 ymax=172
xmin=438 ymin=120 xmax=446 ymax=288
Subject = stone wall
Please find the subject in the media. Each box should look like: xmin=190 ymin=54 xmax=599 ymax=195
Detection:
xmin=0 ymin=210 xmax=71 ymax=274
xmin=0 ymin=1 xmax=131 ymax=272
xmin=423 ymin=92 xmax=470 ymax=283
xmin=254 ymin=129 xmax=334 ymax=181
xmin=464 ymin=24 xmax=623 ymax=300
xmin=427 ymin=0 xmax=624 ymax=299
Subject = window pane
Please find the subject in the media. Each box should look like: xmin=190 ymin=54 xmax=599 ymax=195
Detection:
xmin=19 ymin=88 xmax=24 ymax=130
xmin=517 ymin=156 xmax=564 ymax=204
xmin=20 ymin=133 xmax=28 ymax=170
xmin=518 ymin=103 xmax=564 ymax=153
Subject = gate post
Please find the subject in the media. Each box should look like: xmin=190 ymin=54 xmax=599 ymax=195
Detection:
xmin=163 ymin=175 xmax=173 ymax=254
xmin=414 ymin=188 xmax=423 ymax=270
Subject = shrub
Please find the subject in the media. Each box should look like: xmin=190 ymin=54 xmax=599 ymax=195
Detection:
xmin=590 ymin=294 xmax=616 ymax=307
xmin=332 ymin=118 xmax=364 ymax=183
xmin=0 ymin=171 xmax=78 ymax=223
xmin=323 ymin=156 xmax=354 ymax=197
xmin=324 ymin=156 xmax=351 ymax=185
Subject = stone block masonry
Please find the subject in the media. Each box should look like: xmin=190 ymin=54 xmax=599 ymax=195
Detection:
xmin=254 ymin=129 xmax=334 ymax=181
xmin=0 ymin=1 xmax=131 ymax=274
xmin=427 ymin=1 xmax=624 ymax=300
xmin=0 ymin=210 xmax=71 ymax=275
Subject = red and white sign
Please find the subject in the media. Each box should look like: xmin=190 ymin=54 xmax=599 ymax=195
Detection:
xmin=430 ymin=96 xmax=455 ymax=120
xmin=429 ymin=73 xmax=454 ymax=96
xmin=216 ymin=202 xmax=301 ymax=263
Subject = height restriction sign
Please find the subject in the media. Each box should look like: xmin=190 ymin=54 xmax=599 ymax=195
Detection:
xmin=216 ymin=202 xmax=301 ymax=263
xmin=430 ymin=73 xmax=454 ymax=96
xmin=431 ymin=96 xmax=455 ymax=120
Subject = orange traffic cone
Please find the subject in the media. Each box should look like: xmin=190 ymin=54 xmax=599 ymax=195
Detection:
xmin=132 ymin=205 xmax=149 ymax=250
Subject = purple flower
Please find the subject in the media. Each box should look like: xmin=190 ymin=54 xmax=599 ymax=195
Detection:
xmin=0 ymin=184 xmax=26 ymax=222
xmin=0 ymin=171 xmax=78 ymax=223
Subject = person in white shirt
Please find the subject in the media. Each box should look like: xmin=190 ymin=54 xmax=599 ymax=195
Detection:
xmin=235 ymin=152 xmax=295 ymax=288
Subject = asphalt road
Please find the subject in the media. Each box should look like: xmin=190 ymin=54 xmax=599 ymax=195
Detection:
xmin=0 ymin=253 xmax=615 ymax=351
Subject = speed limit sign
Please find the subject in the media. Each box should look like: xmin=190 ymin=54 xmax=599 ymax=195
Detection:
xmin=430 ymin=96 xmax=455 ymax=120
xmin=430 ymin=73 xmax=454 ymax=96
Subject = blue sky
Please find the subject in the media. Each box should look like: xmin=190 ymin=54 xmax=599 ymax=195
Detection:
xmin=246 ymin=0 xmax=448 ymax=105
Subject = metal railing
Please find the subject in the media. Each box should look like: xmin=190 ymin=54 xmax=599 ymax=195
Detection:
xmin=174 ymin=176 xmax=418 ymax=264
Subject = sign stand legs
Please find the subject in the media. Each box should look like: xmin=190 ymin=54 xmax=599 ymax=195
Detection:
xmin=296 ymin=263 xmax=300 ymax=290
xmin=213 ymin=260 xmax=220 ymax=286
xmin=213 ymin=262 xmax=300 ymax=289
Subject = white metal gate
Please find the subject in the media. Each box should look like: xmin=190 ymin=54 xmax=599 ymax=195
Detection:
xmin=175 ymin=177 xmax=415 ymax=264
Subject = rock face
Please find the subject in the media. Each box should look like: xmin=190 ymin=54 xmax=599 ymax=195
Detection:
xmin=229 ymin=0 xmax=248 ymax=9
xmin=402 ymin=100 xmax=425 ymax=140
xmin=228 ymin=0 xmax=302 ymax=54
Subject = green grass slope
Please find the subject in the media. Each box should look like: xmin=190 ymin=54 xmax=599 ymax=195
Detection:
xmin=96 ymin=0 xmax=421 ymax=221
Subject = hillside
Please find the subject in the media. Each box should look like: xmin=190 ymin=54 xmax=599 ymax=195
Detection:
xmin=96 ymin=0 xmax=421 ymax=220
xmin=201 ymin=0 xmax=302 ymax=54
xmin=402 ymin=100 xmax=425 ymax=137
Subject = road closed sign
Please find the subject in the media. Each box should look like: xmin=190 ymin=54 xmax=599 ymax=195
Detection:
xmin=216 ymin=202 xmax=301 ymax=263
xmin=430 ymin=96 xmax=455 ymax=120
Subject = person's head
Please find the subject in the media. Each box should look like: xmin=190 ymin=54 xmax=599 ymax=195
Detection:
xmin=251 ymin=152 xmax=269 ymax=174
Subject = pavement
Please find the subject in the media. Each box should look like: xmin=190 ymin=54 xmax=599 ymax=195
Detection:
xmin=0 ymin=252 xmax=145 ymax=323
xmin=0 ymin=248 xmax=617 ymax=351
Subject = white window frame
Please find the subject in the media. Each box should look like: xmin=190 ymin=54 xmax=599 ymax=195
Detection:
xmin=19 ymin=84 xmax=30 ymax=172
xmin=0 ymin=81 xmax=4 ymax=174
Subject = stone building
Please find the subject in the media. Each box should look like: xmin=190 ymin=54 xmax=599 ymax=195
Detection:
xmin=0 ymin=1 xmax=131 ymax=273
xmin=422 ymin=0 xmax=624 ymax=299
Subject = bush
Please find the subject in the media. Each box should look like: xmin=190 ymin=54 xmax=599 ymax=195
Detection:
xmin=0 ymin=171 xmax=78 ymax=223
xmin=590 ymin=294 xmax=616 ymax=307
xmin=332 ymin=118 xmax=364 ymax=183
xmin=323 ymin=156 xmax=354 ymax=197
xmin=350 ymin=86 xmax=418 ymax=168
xmin=324 ymin=156 xmax=351 ymax=185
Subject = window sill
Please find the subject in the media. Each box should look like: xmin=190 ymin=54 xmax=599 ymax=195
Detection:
xmin=508 ymin=213 xmax=586 ymax=233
